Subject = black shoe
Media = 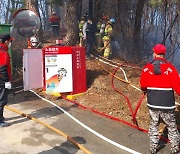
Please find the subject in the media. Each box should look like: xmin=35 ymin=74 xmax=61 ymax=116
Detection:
xmin=0 ymin=121 xmax=10 ymax=127
xmin=0 ymin=117 xmax=5 ymax=121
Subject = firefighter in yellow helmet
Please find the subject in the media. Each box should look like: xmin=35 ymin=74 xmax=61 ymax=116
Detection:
xmin=103 ymin=18 xmax=115 ymax=58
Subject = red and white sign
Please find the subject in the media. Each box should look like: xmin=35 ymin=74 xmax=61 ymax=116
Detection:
xmin=43 ymin=46 xmax=86 ymax=95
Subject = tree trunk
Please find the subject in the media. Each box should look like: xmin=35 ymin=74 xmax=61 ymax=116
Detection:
xmin=31 ymin=0 xmax=44 ymax=42
xmin=44 ymin=1 xmax=50 ymax=31
xmin=82 ymin=0 xmax=89 ymax=15
xmin=132 ymin=0 xmax=146 ymax=62
xmin=93 ymin=0 xmax=102 ymax=19
xmin=63 ymin=0 xmax=79 ymax=45
xmin=5 ymin=0 xmax=10 ymax=23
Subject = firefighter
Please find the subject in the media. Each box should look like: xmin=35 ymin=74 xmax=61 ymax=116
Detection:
xmin=78 ymin=16 xmax=85 ymax=46
xmin=140 ymin=44 xmax=180 ymax=154
xmin=82 ymin=16 xmax=94 ymax=59
xmin=49 ymin=12 xmax=60 ymax=38
xmin=96 ymin=16 xmax=108 ymax=52
xmin=0 ymin=34 xmax=13 ymax=127
xmin=103 ymin=18 xmax=115 ymax=59
xmin=83 ymin=16 xmax=93 ymax=59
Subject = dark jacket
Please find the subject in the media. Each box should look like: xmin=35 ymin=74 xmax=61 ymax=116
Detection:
xmin=140 ymin=57 xmax=180 ymax=110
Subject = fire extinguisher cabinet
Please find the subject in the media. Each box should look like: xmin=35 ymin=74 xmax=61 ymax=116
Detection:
xmin=43 ymin=46 xmax=86 ymax=97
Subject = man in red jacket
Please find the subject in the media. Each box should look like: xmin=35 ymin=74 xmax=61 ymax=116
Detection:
xmin=140 ymin=44 xmax=180 ymax=154
xmin=49 ymin=12 xmax=60 ymax=37
xmin=0 ymin=34 xmax=13 ymax=127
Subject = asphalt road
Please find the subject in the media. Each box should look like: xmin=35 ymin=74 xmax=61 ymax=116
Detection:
xmin=0 ymin=91 xmax=171 ymax=154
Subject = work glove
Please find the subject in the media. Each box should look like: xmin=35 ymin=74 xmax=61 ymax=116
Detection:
xmin=5 ymin=82 xmax=11 ymax=89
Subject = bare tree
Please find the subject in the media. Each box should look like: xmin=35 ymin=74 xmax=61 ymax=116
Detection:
xmin=1 ymin=0 xmax=179 ymax=65
xmin=4 ymin=0 xmax=11 ymax=23
xmin=63 ymin=0 xmax=79 ymax=45
xmin=132 ymin=0 xmax=146 ymax=61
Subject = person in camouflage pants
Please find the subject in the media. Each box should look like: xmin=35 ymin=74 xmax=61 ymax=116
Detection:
xmin=149 ymin=109 xmax=179 ymax=153
xmin=140 ymin=44 xmax=180 ymax=154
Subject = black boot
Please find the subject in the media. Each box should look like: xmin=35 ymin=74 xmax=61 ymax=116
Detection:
xmin=0 ymin=121 xmax=10 ymax=127
xmin=0 ymin=112 xmax=9 ymax=127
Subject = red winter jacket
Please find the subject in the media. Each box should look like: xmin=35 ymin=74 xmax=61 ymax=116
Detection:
xmin=49 ymin=15 xmax=60 ymax=26
xmin=140 ymin=57 xmax=180 ymax=110
xmin=0 ymin=43 xmax=11 ymax=81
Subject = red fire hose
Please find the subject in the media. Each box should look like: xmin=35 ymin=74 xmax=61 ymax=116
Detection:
xmin=132 ymin=92 xmax=146 ymax=123
xmin=60 ymin=59 xmax=170 ymax=143
xmin=111 ymin=65 xmax=146 ymax=126
xmin=111 ymin=66 xmax=134 ymax=118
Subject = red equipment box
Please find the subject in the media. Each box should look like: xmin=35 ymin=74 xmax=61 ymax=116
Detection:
xmin=43 ymin=46 xmax=86 ymax=95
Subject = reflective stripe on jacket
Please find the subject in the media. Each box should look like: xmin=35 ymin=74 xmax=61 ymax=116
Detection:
xmin=103 ymin=24 xmax=113 ymax=40
xmin=140 ymin=58 xmax=180 ymax=110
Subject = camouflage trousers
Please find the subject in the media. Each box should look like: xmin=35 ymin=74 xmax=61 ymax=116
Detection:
xmin=149 ymin=109 xmax=180 ymax=149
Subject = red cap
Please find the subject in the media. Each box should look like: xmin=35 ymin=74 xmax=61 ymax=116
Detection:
xmin=153 ymin=44 xmax=166 ymax=55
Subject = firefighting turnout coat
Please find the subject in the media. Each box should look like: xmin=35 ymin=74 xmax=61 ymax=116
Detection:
xmin=0 ymin=43 xmax=11 ymax=82
xmin=140 ymin=57 xmax=180 ymax=110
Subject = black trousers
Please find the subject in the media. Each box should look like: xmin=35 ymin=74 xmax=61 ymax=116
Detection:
xmin=0 ymin=86 xmax=9 ymax=122
xmin=52 ymin=26 xmax=60 ymax=37
xmin=86 ymin=38 xmax=93 ymax=57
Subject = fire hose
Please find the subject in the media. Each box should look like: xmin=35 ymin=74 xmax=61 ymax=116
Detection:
xmin=86 ymin=54 xmax=175 ymax=142
xmin=61 ymin=89 xmax=169 ymax=143
xmin=28 ymin=90 xmax=141 ymax=154
xmin=93 ymin=41 xmax=110 ymax=54
xmin=4 ymin=105 xmax=92 ymax=154
xmin=91 ymin=53 xmax=180 ymax=107
xmin=92 ymin=52 xmax=141 ymax=70
xmin=111 ymin=64 xmax=146 ymax=126
xmin=91 ymin=54 xmax=144 ymax=125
